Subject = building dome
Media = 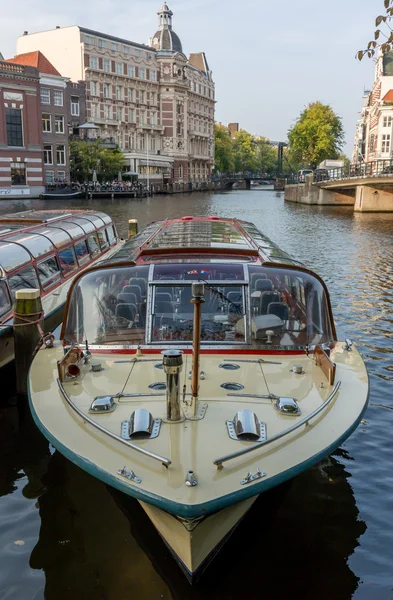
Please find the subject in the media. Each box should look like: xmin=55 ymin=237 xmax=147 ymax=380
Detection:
xmin=151 ymin=3 xmax=183 ymax=53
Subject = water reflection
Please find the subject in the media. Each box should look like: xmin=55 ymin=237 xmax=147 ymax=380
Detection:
xmin=0 ymin=190 xmax=391 ymax=597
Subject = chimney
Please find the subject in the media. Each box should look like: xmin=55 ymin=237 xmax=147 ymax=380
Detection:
xmin=23 ymin=31 xmax=28 ymax=35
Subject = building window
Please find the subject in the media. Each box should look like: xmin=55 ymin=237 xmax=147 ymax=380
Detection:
xmin=116 ymin=85 xmax=122 ymax=100
xmin=45 ymin=170 xmax=54 ymax=184
xmin=104 ymin=105 xmax=110 ymax=119
xmin=146 ymin=52 xmax=152 ymax=60
xmin=141 ymin=90 xmax=146 ymax=104
xmin=382 ymin=134 xmax=391 ymax=153
xmin=150 ymin=70 xmax=157 ymax=82
xmin=6 ymin=108 xmax=23 ymax=146
xmin=40 ymin=88 xmax=50 ymax=104
xmin=57 ymin=170 xmax=66 ymax=182
xmin=383 ymin=116 xmax=392 ymax=128
xmin=44 ymin=145 xmax=53 ymax=164
xmin=127 ymin=65 xmax=135 ymax=77
xmin=91 ymin=103 xmax=97 ymax=118
xmin=71 ymin=96 xmax=80 ymax=116
xmin=53 ymin=90 xmax=64 ymax=106
xmin=104 ymin=83 xmax=111 ymax=98
xmin=89 ymin=56 xmax=98 ymax=69
xmin=129 ymin=108 xmax=135 ymax=122
xmin=103 ymin=59 xmax=110 ymax=72
xmin=150 ymin=136 xmax=156 ymax=151
xmin=151 ymin=92 xmax=155 ymax=105
xmin=98 ymin=39 xmax=106 ymax=48
xmin=123 ymin=45 xmax=129 ymax=53
xmin=111 ymin=42 xmax=118 ymax=51
xmin=56 ymin=145 xmax=66 ymax=165
xmin=42 ymin=113 xmax=51 ymax=133
xmin=140 ymin=110 xmax=146 ymax=124
xmin=116 ymin=62 xmax=123 ymax=75
xmin=85 ymin=35 xmax=93 ymax=45
xmin=90 ymin=81 xmax=97 ymax=96
xmin=139 ymin=68 xmax=146 ymax=80
xmin=139 ymin=134 xmax=145 ymax=150
xmin=117 ymin=107 xmax=123 ymax=121
xmin=10 ymin=162 xmax=26 ymax=185
xmin=135 ymin=49 xmax=140 ymax=57
xmin=55 ymin=115 xmax=65 ymax=134
xmin=128 ymin=88 xmax=134 ymax=101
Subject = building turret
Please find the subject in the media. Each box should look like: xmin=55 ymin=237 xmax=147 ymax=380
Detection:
xmin=150 ymin=3 xmax=183 ymax=53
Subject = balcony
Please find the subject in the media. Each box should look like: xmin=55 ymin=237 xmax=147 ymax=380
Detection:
xmin=188 ymin=129 xmax=211 ymax=138
xmin=136 ymin=122 xmax=164 ymax=133
xmin=93 ymin=117 xmax=120 ymax=126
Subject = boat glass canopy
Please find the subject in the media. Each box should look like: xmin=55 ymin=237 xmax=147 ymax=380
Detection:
xmin=63 ymin=263 xmax=335 ymax=349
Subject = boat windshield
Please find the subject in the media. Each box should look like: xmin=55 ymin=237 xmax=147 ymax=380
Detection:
xmin=63 ymin=263 xmax=335 ymax=348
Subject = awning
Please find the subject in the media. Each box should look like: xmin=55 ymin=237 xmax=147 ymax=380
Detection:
xmin=139 ymin=160 xmax=173 ymax=168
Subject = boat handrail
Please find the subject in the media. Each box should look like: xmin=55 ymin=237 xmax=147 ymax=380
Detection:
xmin=57 ymin=378 xmax=172 ymax=468
xmin=213 ymin=381 xmax=341 ymax=469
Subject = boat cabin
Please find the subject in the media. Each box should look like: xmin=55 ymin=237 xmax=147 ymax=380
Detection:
xmin=0 ymin=210 xmax=119 ymax=324
xmin=62 ymin=217 xmax=336 ymax=350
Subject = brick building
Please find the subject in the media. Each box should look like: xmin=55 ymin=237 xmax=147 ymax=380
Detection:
xmin=16 ymin=3 xmax=215 ymax=187
xmin=0 ymin=60 xmax=44 ymax=197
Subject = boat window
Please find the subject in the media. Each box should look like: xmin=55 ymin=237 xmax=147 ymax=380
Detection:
xmin=55 ymin=221 xmax=85 ymax=241
xmin=106 ymin=225 xmax=116 ymax=246
xmin=75 ymin=240 xmax=90 ymax=265
xmin=63 ymin=265 xmax=149 ymax=346
xmin=0 ymin=241 xmax=31 ymax=273
xmin=31 ymin=226 xmax=72 ymax=249
xmin=153 ymin=263 xmax=245 ymax=281
xmin=87 ymin=235 xmax=101 ymax=258
xmin=5 ymin=233 xmax=55 ymax=259
xmin=58 ymin=247 xmax=78 ymax=276
xmin=37 ymin=256 xmax=61 ymax=290
xmin=8 ymin=265 xmax=40 ymax=299
xmin=0 ymin=281 xmax=11 ymax=318
xmin=247 ymin=265 xmax=334 ymax=347
xmin=151 ymin=283 xmax=246 ymax=343
xmin=97 ymin=229 xmax=109 ymax=251
xmin=65 ymin=218 xmax=96 ymax=236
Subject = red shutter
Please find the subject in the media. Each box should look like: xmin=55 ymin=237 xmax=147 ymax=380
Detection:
xmin=111 ymin=60 xmax=115 ymax=72
xmin=124 ymin=63 xmax=127 ymax=75
xmin=135 ymin=66 xmax=139 ymax=78
xmin=146 ymin=69 xmax=150 ymax=80
xmin=99 ymin=57 xmax=103 ymax=70
xmin=84 ymin=53 xmax=89 ymax=67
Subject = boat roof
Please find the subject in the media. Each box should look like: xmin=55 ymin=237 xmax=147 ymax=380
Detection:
xmin=103 ymin=216 xmax=304 ymax=268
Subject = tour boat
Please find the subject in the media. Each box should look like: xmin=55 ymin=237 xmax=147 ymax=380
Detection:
xmin=28 ymin=216 xmax=369 ymax=581
xmin=0 ymin=209 xmax=124 ymax=368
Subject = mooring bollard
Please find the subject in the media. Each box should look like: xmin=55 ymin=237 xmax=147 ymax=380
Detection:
xmin=128 ymin=219 xmax=138 ymax=238
xmin=13 ymin=288 xmax=43 ymax=398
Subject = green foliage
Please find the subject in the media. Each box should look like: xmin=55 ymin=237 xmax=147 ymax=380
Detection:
xmin=232 ymin=130 xmax=259 ymax=172
xmin=357 ymin=1 xmax=393 ymax=60
xmin=287 ymin=102 xmax=345 ymax=170
xmin=70 ymin=139 xmax=125 ymax=182
xmin=214 ymin=124 xmax=235 ymax=172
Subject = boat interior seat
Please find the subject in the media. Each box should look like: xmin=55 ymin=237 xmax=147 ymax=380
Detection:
xmin=260 ymin=291 xmax=280 ymax=314
xmin=267 ymin=302 xmax=289 ymax=321
xmin=155 ymin=300 xmax=174 ymax=315
xmin=255 ymin=279 xmax=273 ymax=292
xmin=227 ymin=291 xmax=242 ymax=303
xmin=122 ymin=284 xmax=142 ymax=302
xmin=250 ymin=273 xmax=267 ymax=288
xmin=130 ymin=278 xmax=147 ymax=296
xmin=115 ymin=302 xmax=137 ymax=322
xmin=117 ymin=292 xmax=138 ymax=306
xmin=156 ymin=292 xmax=173 ymax=304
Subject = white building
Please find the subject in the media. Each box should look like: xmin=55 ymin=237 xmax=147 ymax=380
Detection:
xmin=16 ymin=4 xmax=215 ymax=187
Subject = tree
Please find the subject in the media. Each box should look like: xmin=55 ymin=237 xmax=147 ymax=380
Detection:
xmin=69 ymin=139 xmax=125 ymax=182
xmin=254 ymin=137 xmax=277 ymax=174
xmin=232 ymin=129 xmax=259 ymax=172
xmin=214 ymin=124 xmax=234 ymax=172
xmin=287 ymin=102 xmax=345 ymax=170
xmin=357 ymin=1 xmax=393 ymax=60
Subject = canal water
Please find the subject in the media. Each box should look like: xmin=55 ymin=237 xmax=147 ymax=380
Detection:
xmin=0 ymin=189 xmax=392 ymax=600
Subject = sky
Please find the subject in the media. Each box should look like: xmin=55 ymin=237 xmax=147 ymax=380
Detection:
xmin=1 ymin=0 xmax=379 ymax=156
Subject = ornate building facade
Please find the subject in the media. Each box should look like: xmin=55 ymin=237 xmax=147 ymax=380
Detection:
xmin=353 ymin=49 xmax=393 ymax=163
xmin=16 ymin=3 xmax=215 ymax=186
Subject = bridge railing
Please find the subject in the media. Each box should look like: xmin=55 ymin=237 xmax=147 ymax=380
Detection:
xmin=287 ymin=160 xmax=393 ymax=185
xmin=211 ymin=172 xmax=285 ymax=181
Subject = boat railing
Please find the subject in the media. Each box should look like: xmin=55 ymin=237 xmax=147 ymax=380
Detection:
xmin=213 ymin=381 xmax=341 ymax=469
xmin=57 ymin=378 xmax=172 ymax=468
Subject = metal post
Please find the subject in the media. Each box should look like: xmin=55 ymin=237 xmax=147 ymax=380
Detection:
xmin=162 ymin=350 xmax=183 ymax=422
xmin=147 ymin=132 xmax=150 ymax=196
xmin=13 ymin=288 xmax=43 ymax=398
xmin=190 ymin=282 xmax=205 ymax=416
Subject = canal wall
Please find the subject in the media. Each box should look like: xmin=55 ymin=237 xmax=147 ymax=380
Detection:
xmin=285 ymin=176 xmax=355 ymax=207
